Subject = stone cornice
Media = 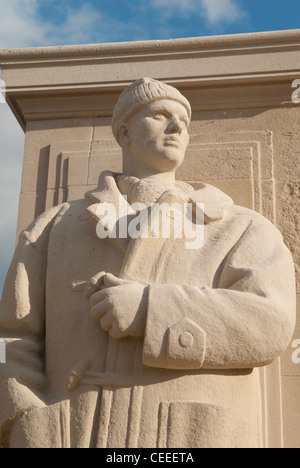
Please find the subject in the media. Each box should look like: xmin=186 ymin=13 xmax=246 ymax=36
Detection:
xmin=1 ymin=30 xmax=300 ymax=130
xmin=1 ymin=29 xmax=300 ymax=62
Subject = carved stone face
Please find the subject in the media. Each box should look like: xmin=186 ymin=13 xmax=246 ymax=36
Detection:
xmin=122 ymin=99 xmax=190 ymax=173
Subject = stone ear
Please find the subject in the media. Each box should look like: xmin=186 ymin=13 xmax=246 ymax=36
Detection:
xmin=119 ymin=123 xmax=130 ymax=146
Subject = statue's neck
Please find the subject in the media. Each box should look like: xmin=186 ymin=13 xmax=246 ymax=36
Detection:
xmin=122 ymin=154 xmax=177 ymax=184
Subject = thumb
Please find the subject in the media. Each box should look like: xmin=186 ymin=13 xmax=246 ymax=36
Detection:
xmin=85 ymin=271 xmax=106 ymax=298
xmin=103 ymin=273 xmax=133 ymax=288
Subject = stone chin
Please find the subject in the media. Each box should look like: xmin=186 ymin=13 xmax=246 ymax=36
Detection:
xmin=153 ymin=140 xmax=188 ymax=169
xmin=148 ymin=147 xmax=186 ymax=173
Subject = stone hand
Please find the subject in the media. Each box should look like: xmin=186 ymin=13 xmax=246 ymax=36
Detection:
xmin=88 ymin=273 xmax=148 ymax=339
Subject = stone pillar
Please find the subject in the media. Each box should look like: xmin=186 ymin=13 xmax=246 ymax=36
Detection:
xmin=1 ymin=29 xmax=300 ymax=448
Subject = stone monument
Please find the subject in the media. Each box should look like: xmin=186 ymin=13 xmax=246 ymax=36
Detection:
xmin=0 ymin=31 xmax=299 ymax=448
xmin=0 ymin=76 xmax=296 ymax=448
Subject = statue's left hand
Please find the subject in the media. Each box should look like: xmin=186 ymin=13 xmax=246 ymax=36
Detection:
xmin=88 ymin=273 xmax=148 ymax=339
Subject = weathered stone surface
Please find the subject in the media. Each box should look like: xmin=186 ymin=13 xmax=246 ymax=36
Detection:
xmin=277 ymin=183 xmax=300 ymax=292
xmin=0 ymin=31 xmax=299 ymax=448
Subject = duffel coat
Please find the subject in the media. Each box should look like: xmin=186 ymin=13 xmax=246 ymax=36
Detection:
xmin=0 ymin=171 xmax=296 ymax=448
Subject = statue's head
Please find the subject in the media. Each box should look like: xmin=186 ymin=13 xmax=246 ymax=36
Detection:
xmin=112 ymin=78 xmax=192 ymax=176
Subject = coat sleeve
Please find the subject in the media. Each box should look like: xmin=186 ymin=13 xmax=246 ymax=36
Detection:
xmin=142 ymin=219 xmax=297 ymax=370
xmin=0 ymin=204 xmax=68 ymax=447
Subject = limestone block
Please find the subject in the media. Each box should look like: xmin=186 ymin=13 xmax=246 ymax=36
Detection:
xmin=88 ymin=140 xmax=122 ymax=186
xmin=67 ymin=185 xmax=97 ymax=203
xmin=93 ymin=118 xmax=115 ymax=140
xmin=21 ymin=119 xmax=93 ymax=193
xmin=177 ymin=131 xmax=275 ymax=223
xmin=48 ymin=152 xmax=89 ymax=189
xmin=207 ymin=180 xmax=253 ymax=210
xmin=45 ymin=185 xmax=97 ymax=211
xmin=179 ymin=146 xmax=252 ymax=181
xmin=282 ymin=377 xmax=300 ymax=448
xmin=273 ymin=111 xmax=300 ymax=183
xmin=46 ymin=141 xmax=90 ymax=190
xmin=276 ymin=182 xmax=300 ymax=292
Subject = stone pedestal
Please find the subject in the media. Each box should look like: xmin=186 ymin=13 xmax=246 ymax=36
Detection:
xmin=1 ymin=30 xmax=300 ymax=447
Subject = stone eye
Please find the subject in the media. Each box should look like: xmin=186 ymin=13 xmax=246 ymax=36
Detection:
xmin=153 ymin=113 xmax=167 ymax=119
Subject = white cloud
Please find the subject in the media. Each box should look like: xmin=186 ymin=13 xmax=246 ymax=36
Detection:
xmin=0 ymin=0 xmax=147 ymax=49
xmin=149 ymin=0 xmax=247 ymax=25
xmin=55 ymin=5 xmax=103 ymax=45
xmin=150 ymin=0 xmax=197 ymax=14
xmin=0 ymin=0 xmax=106 ymax=48
xmin=201 ymin=0 xmax=247 ymax=24
xmin=0 ymin=0 xmax=49 ymax=48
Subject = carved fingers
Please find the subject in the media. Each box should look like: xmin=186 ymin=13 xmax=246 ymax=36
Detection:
xmin=88 ymin=273 xmax=148 ymax=339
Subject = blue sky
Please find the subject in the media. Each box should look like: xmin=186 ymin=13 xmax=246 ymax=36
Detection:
xmin=0 ymin=0 xmax=299 ymax=295
xmin=0 ymin=1 xmax=300 ymax=49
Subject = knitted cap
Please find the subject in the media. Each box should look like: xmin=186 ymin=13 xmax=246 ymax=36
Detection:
xmin=112 ymin=77 xmax=192 ymax=144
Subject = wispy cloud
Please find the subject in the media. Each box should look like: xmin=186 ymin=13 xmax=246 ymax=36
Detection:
xmin=0 ymin=0 xmax=146 ymax=49
xmin=0 ymin=0 xmax=49 ymax=48
xmin=55 ymin=4 xmax=104 ymax=45
xmin=0 ymin=0 xmax=104 ymax=48
xmin=148 ymin=0 xmax=199 ymax=16
xmin=0 ymin=0 xmax=249 ymax=49
xmin=201 ymin=0 xmax=247 ymax=25
xmin=149 ymin=0 xmax=247 ymax=25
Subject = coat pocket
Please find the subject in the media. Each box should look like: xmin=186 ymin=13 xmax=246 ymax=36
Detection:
xmin=158 ymin=401 xmax=232 ymax=448
xmin=10 ymin=400 xmax=70 ymax=448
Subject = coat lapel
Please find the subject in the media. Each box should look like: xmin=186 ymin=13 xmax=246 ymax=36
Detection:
xmin=85 ymin=171 xmax=233 ymax=283
xmin=85 ymin=171 xmax=132 ymax=254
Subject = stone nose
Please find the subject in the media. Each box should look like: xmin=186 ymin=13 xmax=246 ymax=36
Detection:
xmin=167 ymin=116 xmax=185 ymax=134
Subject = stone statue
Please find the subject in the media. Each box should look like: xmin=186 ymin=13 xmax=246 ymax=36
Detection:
xmin=0 ymin=78 xmax=296 ymax=448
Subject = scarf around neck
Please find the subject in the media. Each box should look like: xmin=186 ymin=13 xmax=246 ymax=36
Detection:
xmin=116 ymin=174 xmax=193 ymax=207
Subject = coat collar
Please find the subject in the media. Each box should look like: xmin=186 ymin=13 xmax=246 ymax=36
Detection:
xmin=85 ymin=171 xmax=234 ymax=226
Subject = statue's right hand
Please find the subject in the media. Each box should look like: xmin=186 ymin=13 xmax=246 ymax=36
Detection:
xmin=89 ymin=273 xmax=148 ymax=340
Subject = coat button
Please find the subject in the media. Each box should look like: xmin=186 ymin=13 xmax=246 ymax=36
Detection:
xmin=179 ymin=331 xmax=194 ymax=348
